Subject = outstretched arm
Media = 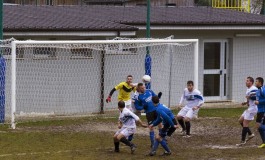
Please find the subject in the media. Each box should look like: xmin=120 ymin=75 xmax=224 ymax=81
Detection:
xmin=136 ymin=119 xmax=148 ymax=128
xmin=106 ymin=88 xmax=116 ymax=103
xmin=151 ymin=113 xmax=162 ymax=127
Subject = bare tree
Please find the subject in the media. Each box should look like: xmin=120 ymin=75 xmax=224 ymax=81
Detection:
xmin=251 ymin=0 xmax=263 ymax=14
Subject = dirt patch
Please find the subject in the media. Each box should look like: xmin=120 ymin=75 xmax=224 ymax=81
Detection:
xmin=14 ymin=116 xmax=264 ymax=160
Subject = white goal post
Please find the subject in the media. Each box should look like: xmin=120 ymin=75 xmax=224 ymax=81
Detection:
xmin=7 ymin=39 xmax=199 ymax=129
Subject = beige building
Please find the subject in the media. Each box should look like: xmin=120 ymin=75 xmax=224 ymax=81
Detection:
xmin=3 ymin=5 xmax=265 ymax=114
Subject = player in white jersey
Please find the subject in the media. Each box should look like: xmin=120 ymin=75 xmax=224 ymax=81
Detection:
xmin=176 ymin=80 xmax=204 ymax=137
xmin=236 ymin=77 xmax=258 ymax=146
xmin=113 ymin=101 xmax=147 ymax=153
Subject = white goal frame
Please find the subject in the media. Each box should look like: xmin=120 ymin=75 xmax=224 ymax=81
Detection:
xmin=10 ymin=39 xmax=199 ymax=129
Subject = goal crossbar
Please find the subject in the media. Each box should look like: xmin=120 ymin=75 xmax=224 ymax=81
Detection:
xmin=10 ymin=39 xmax=199 ymax=129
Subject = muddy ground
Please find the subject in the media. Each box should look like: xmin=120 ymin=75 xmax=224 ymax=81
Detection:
xmin=13 ymin=115 xmax=265 ymax=160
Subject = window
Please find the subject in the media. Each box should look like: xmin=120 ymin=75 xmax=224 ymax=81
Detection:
xmin=46 ymin=0 xmax=53 ymax=5
xmin=2 ymin=47 xmax=24 ymax=59
xmin=105 ymin=44 xmax=138 ymax=55
xmin=70 ymin=48 xmax=93 ymax=59
xmin=33 ymin=47 xmax=56 ymax=59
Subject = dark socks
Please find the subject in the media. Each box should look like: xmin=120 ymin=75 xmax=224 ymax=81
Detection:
xmin=240 ymin=122 xmax=252 ymax=135
xmin=242 ymin=127 xmax=248 ymax=141
xmin=247 ymin=128 xmax=252 ymax=135
xmin=120 ymin=137 xmax=133 ymax=147
xmin=178 ymin=119 xmax=186 ymax=131
xmin=185 ymin=121 xmax=191 ymax=135
xmin=114 ymin=142 xmax=119 ymax=151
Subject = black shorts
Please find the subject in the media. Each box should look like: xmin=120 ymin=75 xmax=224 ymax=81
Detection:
xmin=256 ymin=112 xmax=265 ymax=124
xmin=159 ymin=118 xmax=177 ymax=138
xmin=146 ymin=111 xmax=157 ymax=125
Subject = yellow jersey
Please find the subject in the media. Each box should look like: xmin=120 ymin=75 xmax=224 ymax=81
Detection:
xmin=115 ymin=82 xmax=136 ymax=101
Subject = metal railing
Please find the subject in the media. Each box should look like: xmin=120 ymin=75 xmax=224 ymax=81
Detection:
xmin=212 ymin=0 xmax=250 ymax=12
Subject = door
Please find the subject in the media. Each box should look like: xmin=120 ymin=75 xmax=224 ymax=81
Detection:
xmin=203 ymin=40 xmax=228 ymax=101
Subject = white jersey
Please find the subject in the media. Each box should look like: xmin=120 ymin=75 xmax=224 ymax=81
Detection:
xmin=246 ymin=85 xmax=258 ymax=111
xmin=179 ymin=88 xmax=204 ymax=108
xmin=119 ymin=107 xmax=139 ymax=128
xmin=132 ymin=91 xmax=139 ymax=103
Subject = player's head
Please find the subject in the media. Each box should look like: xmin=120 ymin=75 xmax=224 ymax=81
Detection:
xmin=246 ymin=76 xmax=254 ymax=87
xmin=126 ymin=75 xmax=133 ymax=84
xmin=255 ymin=77 xmax=264 ymax=88
xmin=187 ymin=80 xmax=194 ymax=92
xmin=152 ymin=96 xmax=160 ymax=106
xmin=137 ymin=83 xmax=145 ymax=93
xmin=118 ymin=100 xmax=125 ymax=111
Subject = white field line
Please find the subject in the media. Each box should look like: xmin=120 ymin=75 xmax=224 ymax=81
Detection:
xmin=0 ymin=149 xmax=89 ymax=157
xmin=203 ymin=144 xmax=257 ymax=149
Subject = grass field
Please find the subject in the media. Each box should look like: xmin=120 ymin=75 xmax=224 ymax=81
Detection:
xmin=0 ymin=107 xmax=264 ymax=160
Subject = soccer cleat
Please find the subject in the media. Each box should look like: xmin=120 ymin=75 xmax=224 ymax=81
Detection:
xmin=246 ymin=134 xmax=255 ymax=142
xmin=130 ymin=145 xmax=137 ymax=154
xmin=181 ymin=130 xmax=186 ymax=136
xmin=148 ymin=151 xmax=156 ymax=156
xmin=258 ymin=143 xmax=265 ymax=148
xmin=160 ymin=151 xmax=171 ymax=156
xmin=183 ymin=134 xmax=191 ymax=138
xmin=236 ymin=140 xmax=246 ymax=146
xmin=114 ymin=149 xmax=120 ymax=153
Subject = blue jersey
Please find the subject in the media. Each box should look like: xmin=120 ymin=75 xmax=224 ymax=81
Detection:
xmin=257 ymin=85 xmax=265 ymax=113
xmin=152 ymin=103 xmax=175 ymax=127
xmin=134 ymin=89 xmax=157 ymax=113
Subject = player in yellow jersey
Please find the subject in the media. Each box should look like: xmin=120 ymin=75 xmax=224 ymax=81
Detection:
xmin=106 ymin=75 xmax=136 ymax=111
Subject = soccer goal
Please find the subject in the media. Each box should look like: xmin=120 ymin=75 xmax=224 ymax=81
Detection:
xmin=1 ymin=38 xmax=198 ymax=129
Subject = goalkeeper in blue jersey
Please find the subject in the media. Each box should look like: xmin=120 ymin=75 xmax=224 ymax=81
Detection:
xmin=148 ymin=96 xmax=178 ymax=156
xmin=133 ymin=83 xmax=162 ymax=148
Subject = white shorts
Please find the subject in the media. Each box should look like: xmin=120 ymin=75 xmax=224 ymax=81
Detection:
xmin=241 ymin=109 xmax=257 ymax=120
xmin=177 ymin=107 xmax=197 ymax=119
xmin=114 ymin=127 xmax=136 ymax=138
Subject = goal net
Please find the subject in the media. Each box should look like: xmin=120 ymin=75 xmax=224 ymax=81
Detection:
xmin=0 ymin=38 xmax=198 ymax=129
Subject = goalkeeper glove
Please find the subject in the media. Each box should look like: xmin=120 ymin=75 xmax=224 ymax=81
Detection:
xmin=158 ymin=92 xmax=162 ymax=98
xmin=106 ymin=96 xmax=111 ymax=103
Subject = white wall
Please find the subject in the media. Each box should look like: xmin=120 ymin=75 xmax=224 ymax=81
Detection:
xmin=3 ymin=42 xmax=195 ymax=116
xmin=232 ymin=37 xmax=265 ymax=102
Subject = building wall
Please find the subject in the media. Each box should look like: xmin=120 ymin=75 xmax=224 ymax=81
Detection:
xmin=7 ymin=0 xmax=194 ymax=6
xmin=126 ymin=0 xmax=194 ymax=6
xmin=136 ymin=29 xmax=265 ymax=103
xmin=232 ymin=37 xmax=265 ymax=102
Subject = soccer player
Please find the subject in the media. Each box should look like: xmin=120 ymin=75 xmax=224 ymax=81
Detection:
xmin=113 ymin=101 xmax=147 ymax=153
xmin=106 ymin=75 xmax=136 ymax=111
xmin=148 ymin=96 xmax=178 ymax=156
xmin=236 ymin=77 xmax=258 ymax=146
xmin=254 ymin=77 xmax=265 ymax=148
xmin=134 ymin=83 xmax=162 ymax=147
xmin=176 ymin=80 xmax=204 ymax=137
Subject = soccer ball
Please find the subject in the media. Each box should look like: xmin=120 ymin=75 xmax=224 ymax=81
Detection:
xmin=142 ymin=75 xmax=151 ymax=83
